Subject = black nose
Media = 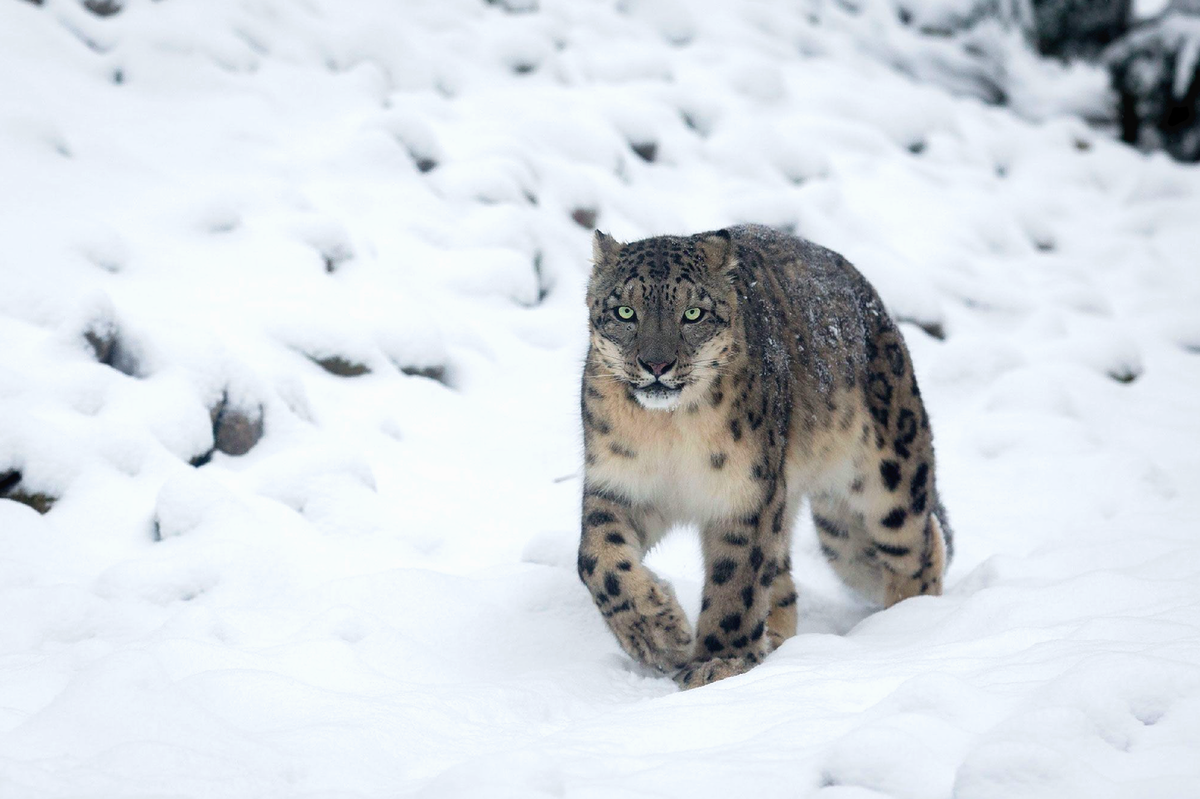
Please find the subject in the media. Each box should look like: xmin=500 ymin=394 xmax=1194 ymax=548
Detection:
xmin=639 ymin=358 xmax=676 ymax=377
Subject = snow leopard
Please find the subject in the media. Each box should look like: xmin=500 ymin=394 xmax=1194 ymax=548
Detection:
xmin=578 ymin=224 xmax=953 ymax=689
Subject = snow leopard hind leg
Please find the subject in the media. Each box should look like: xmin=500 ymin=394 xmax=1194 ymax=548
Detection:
xmin=813 ymin=320 xmax=952 ymax=606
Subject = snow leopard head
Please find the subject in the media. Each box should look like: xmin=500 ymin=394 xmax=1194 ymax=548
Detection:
xmin=586 ymin=229 xmax=739 ymax=411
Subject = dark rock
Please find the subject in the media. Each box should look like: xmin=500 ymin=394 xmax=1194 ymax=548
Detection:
xmin=208 ymin=393 xmax=265 ymax=457
xmin=4 ymin=490 xmax=56 ymax=514
xmin=84 ymin=326 xmax=116 ymax=365
xmin=410 ymin=150 xmax=438 ymax=173
xmin=571 ymin=207 xmax=598 ymax=229
xmin=310 ymin=355 xmax=371 ymax=377
xmin=531 ymin=251 xmax=549 ymax=305
xmin=0 ymin=471 xmax=56 ymax=514
xmin=630 ymin=141 xmax=658 ymax=162
xmin=1107 ymin=365 xmax=1141 ymax=383
xmin=189 ymin=450 xmax=214 ymax=468
xmin=83 ymin=320 xmax=141 ymax=377
xmin=680 ymin=111 xmax=709 ymax=136
xmin=398 ymin=363 xmax=450 ymax=386
xmin=320 ymin=242 xmax=354 ymax=273
xmin=84 ymin=0 xmax=123 ymax=16
xmin=216 ymin=409 xmax=263 ymax=454
xmin=485 ymin=0 xmax=539 ymax=12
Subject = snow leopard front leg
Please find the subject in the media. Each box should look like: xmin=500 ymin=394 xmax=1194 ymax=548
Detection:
xmin=578 ymin=487 xmax=694 ymax=674
xmin=677 ymin=481 xmax=792 ymax=689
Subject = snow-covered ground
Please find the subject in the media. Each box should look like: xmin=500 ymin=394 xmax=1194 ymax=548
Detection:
xmin=2 ymin=0 xmax=1199 ymax=796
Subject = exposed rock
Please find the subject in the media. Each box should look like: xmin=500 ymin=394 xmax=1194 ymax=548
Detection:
xmin=680 ymin=111 xmax=712 ymax=137
xmin=189 ymin=450 xmax=214 ymax=468
xmin=83 ymin=318 xmax=141 ymax=377
xmin=4 ymin=490 xmax=56 ymax=514
xmin=216 ymin=407 xmax=263 ymax=455
xmin=533 ymin=251 xmax=549 ymax=304
xmin=485 ymin=0 xmax=538 ymax=12
xmin=0 ymin=470 xmax=57 ymax=514
xmin=399 ymin=363 xmax=450 ymax=386
xmin=204 ymin=393 xmax=265 ymax=458
xmin=571 ymin=207 xmax=598 ymax=229
xmin=84 ymin=325 xmax=116 ymax=365
xmin=1108 ymin=364 xmax=1141 ymax=383
xmin=381 ymin=114 xmax=441 ymax=174
xmin=630 ymin=141 xmax=658 ymax=162
xmin=83 ymin=0 xmax=123 ymax=16
xmin=409 ymin=149 xmax=438 ymax=173
xmin=310 ymin=355 xmax=371 ymax=377
xmin=320 ymin=242 xmax=355 ymax=273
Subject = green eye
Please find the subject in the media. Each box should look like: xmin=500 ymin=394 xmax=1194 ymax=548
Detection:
xmin=683 ymin=307 xmax=704 ymax=322
xmin=616 ymin=306 xmax=635 ymax=320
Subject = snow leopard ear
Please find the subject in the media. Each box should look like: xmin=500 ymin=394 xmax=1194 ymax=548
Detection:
xmin=698 ymin=229 xmax=736 ymax=278
xmin=592 ymin=230 xmax=623 ymax=270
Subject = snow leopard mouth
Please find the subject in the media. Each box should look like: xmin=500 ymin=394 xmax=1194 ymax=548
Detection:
xmin=633 ymin=382 xmax=683 ymax=411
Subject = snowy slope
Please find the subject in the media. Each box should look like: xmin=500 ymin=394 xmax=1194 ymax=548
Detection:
xmin=2 ymin=0 xmax=1200 ymax=796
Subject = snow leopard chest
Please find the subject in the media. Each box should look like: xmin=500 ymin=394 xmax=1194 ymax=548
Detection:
xmin=587 ymin=402 xmax=762 ymax=523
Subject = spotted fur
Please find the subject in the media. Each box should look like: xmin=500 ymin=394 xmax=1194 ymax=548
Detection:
xmin=578 ymin=225 xmax=954 ymax=689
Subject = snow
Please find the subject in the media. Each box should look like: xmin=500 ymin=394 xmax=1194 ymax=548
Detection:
xmin=2 ymin=0 xmax=1200 ymax=796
